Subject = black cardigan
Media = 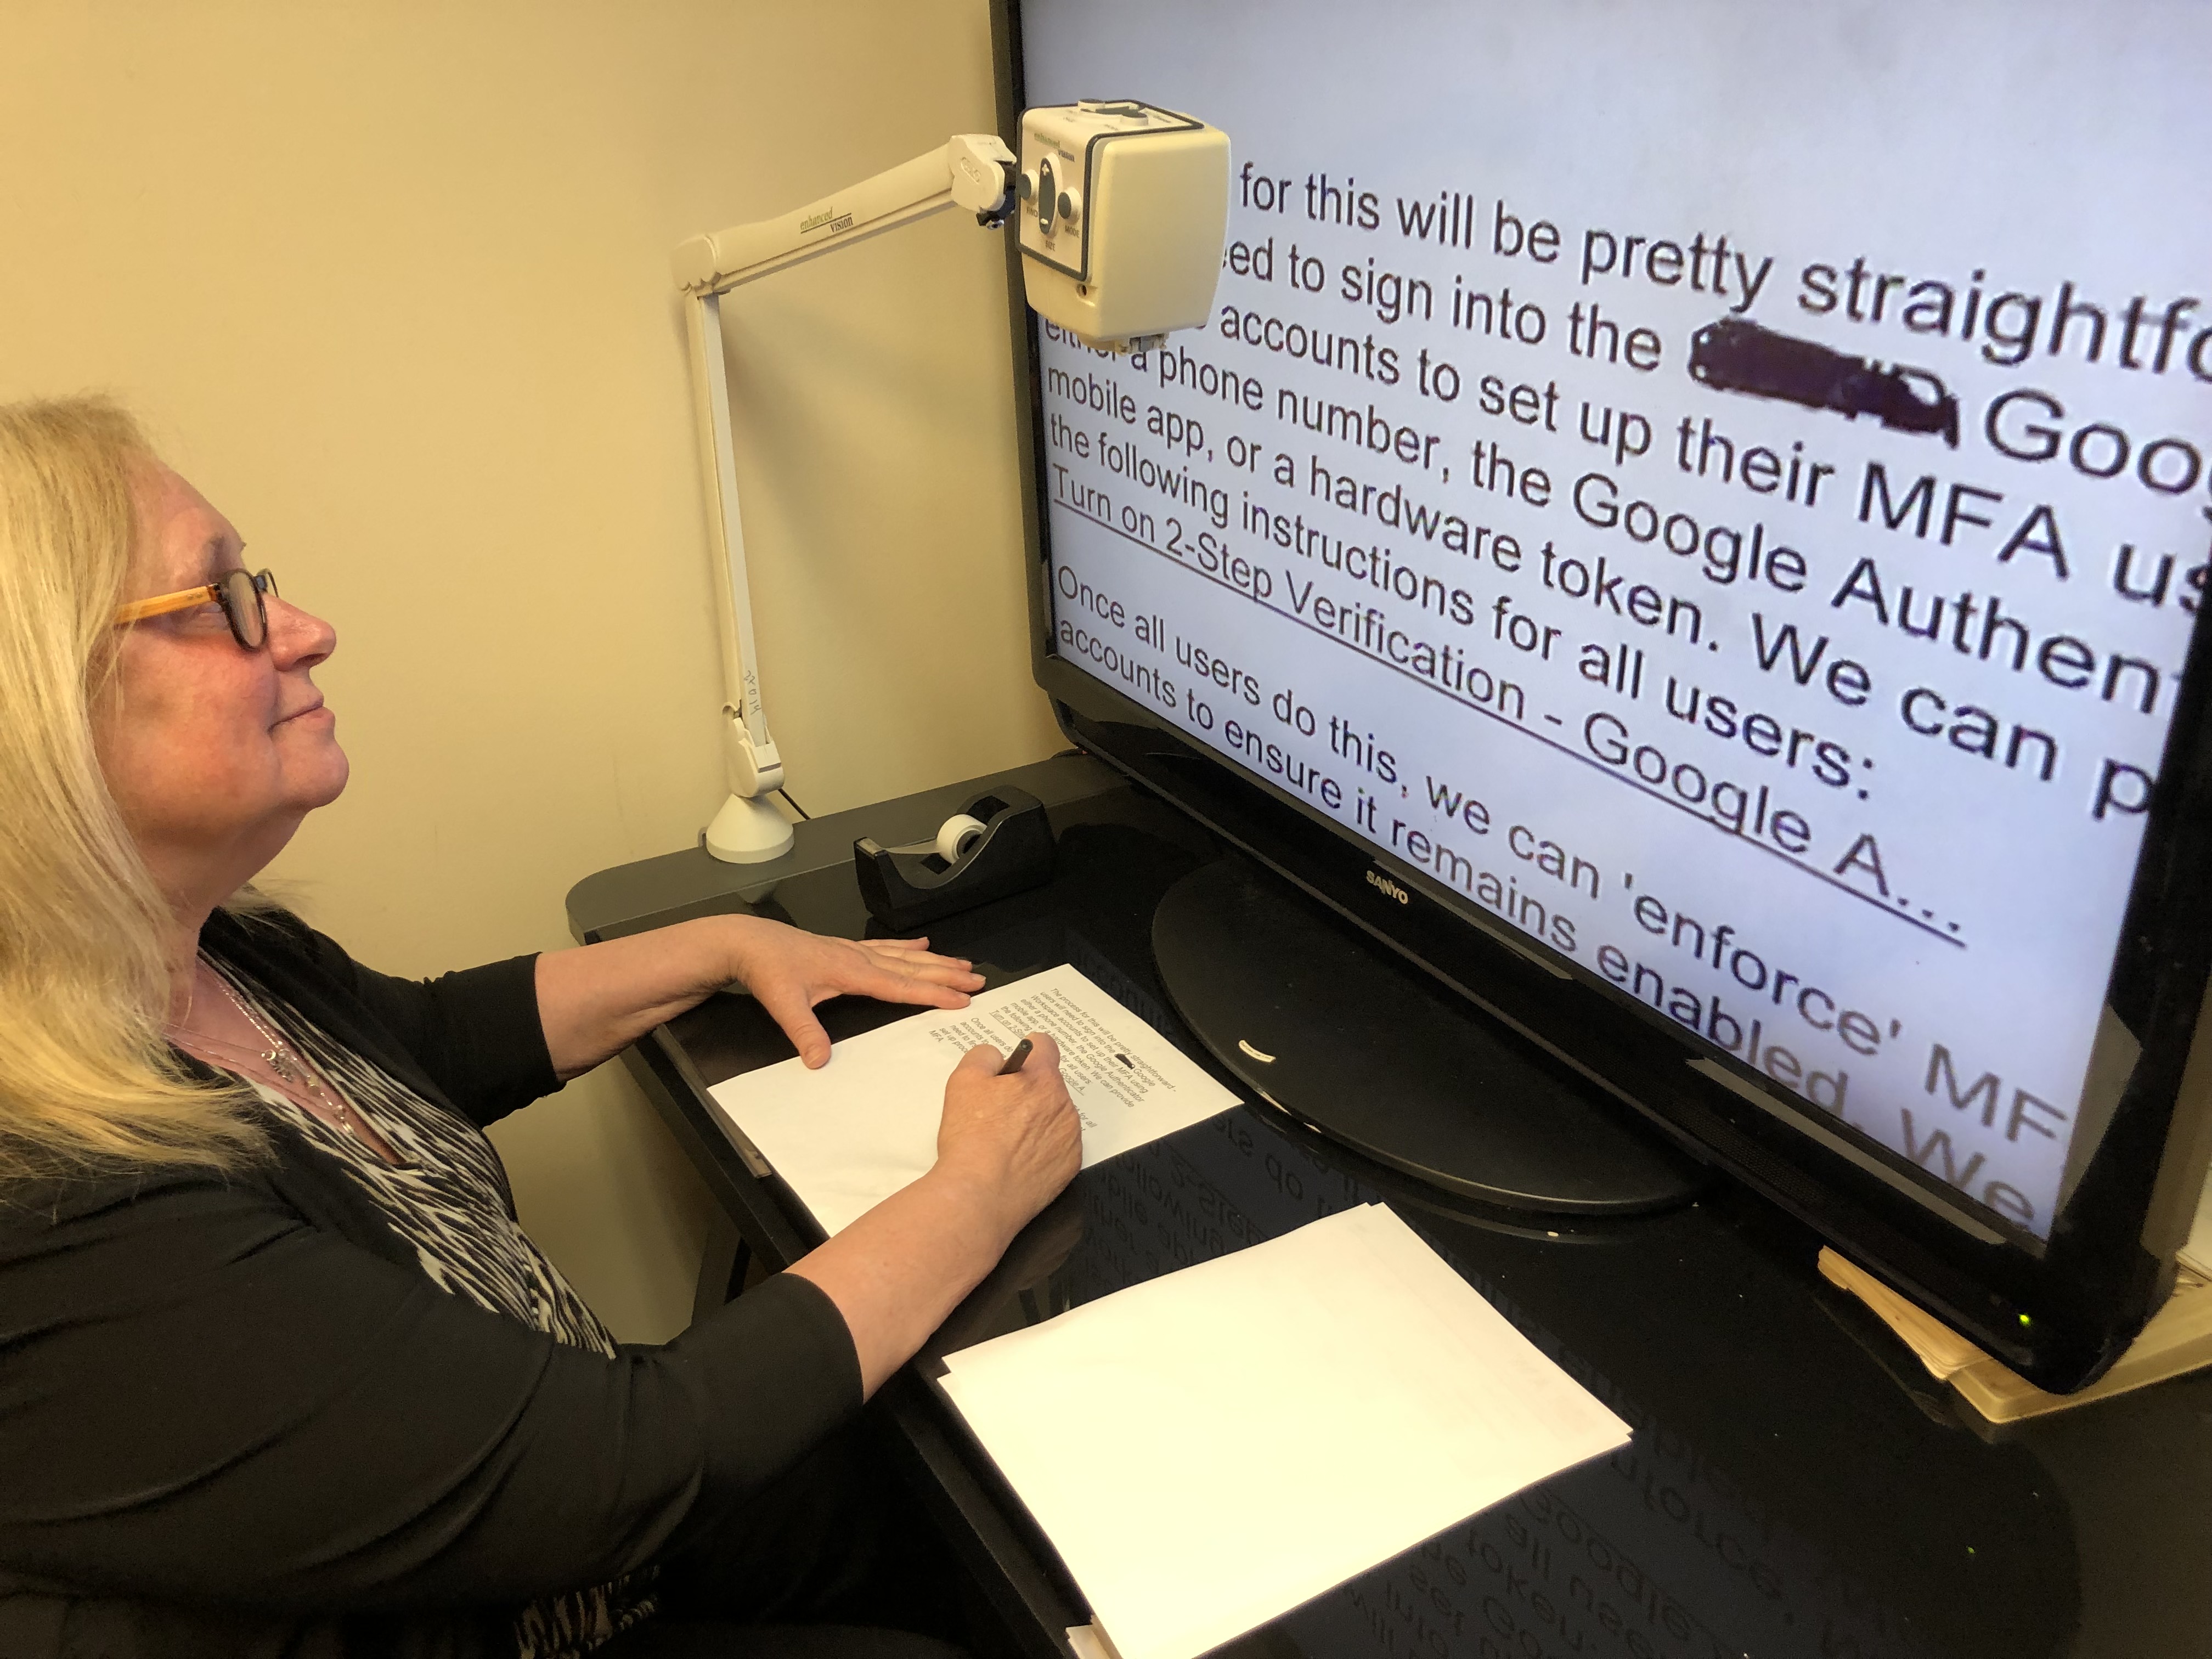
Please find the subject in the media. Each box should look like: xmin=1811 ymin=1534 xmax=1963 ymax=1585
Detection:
xmin=0 ymin=910 xmax=862 ymax=1659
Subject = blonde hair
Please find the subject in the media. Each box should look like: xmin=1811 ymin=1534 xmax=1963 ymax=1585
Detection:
xmin=0 ymin=396 xmax=265 ymax=1180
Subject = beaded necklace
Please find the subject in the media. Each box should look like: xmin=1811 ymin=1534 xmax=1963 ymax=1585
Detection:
xmin=170 ymin=961 xmax=402 ymax=1165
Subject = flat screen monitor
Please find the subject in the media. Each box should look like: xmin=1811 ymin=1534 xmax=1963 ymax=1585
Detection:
xmin=996 ymin=0 xmax=2212 ymax=1391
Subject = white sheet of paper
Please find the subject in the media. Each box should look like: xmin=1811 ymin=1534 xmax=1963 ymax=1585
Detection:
xmin=937 ymin=1204 xmax=1632 ymax=1659
xmin=2181 ymin=1161 xmax=2212 ymax=1279
xmin=704 ymin=963 xmax=1240 ymax=1238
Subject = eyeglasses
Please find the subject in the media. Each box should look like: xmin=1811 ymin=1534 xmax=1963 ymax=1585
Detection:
xmin=112 ymin=568 xmax=280 ymax=651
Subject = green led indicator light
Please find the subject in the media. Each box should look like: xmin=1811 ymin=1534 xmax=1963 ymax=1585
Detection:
xmin=2019 ymin=1313 xmax=2034 ymax=1327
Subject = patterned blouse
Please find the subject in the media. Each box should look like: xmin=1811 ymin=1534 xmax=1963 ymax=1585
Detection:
xmin=206 ymin=959 xmax=656 ymax=1658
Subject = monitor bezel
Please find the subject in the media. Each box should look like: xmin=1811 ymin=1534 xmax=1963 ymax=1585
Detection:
xmin=989 ymin=0 xmax=2212 ymax=1392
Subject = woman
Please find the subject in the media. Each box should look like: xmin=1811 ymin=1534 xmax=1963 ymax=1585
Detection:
xmin=0 ymin=397 xmax=1082 ymax=1658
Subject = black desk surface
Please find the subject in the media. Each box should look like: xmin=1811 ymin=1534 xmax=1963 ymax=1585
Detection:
xmin=567 ymin=755 xmax=2212 ymax=1659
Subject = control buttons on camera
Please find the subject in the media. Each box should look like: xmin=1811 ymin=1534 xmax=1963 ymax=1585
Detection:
xmin=1037 ymin=156 xmax=1059 ymax=234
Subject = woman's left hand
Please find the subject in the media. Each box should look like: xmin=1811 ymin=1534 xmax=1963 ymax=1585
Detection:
xmin=729 ymin=920 xmax=984 ymax=1068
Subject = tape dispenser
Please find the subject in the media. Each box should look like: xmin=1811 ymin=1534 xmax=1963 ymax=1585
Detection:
xmin=853 ymin=786 xmax=1056 ymax=930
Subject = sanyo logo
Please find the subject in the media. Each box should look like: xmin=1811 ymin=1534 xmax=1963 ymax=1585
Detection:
xmin=1365 ymin=869 xmax=1409 ymax=905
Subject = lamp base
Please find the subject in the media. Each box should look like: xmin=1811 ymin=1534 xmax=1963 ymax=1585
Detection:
xmin=705 ymin=793 xmax=794 ymax=864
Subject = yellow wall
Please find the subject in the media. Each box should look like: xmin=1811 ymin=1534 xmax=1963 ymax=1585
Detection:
xmin=0 ymin=2 xmax=1060 ymax=1339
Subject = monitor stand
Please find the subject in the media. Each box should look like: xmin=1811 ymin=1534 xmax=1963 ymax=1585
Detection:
xmin=1152 ymin=857 xmax=1706 ymax=1216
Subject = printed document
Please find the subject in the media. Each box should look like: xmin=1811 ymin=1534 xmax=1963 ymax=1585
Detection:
xmin=938 ymin=1203 xmax=1632 ymax=1659
xmin=705 ymin=963 xmax=1240 ymax=1238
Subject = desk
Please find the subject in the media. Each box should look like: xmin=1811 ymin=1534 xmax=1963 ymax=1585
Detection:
xmin=568 ymin=755 xmax=2212 ymax=1659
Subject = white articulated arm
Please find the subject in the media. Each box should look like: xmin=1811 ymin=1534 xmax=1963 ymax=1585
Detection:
xmin=675 ymin=134 xmax=1016 ymax=297
xmin=684 ymin=290 xmax=781 ymax=796
xmin=676 ymin=135 xmax=1014 ymax=862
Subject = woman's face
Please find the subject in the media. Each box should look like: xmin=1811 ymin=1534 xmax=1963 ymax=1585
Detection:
xmin=94 ymin=465 xmax=348 ymax=904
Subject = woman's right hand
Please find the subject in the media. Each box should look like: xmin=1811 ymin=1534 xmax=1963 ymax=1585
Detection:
xmin=934 ymin=1034 xmax=1083 ymax=1240
xmin=788 ymin=1030 xmax=1084 ymax=1397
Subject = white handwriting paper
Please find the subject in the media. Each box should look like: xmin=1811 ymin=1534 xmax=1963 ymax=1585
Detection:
xmin=705 ymin=963 xmax=1240 ymax=1238
xmin=937 ymin=1204 xmax=1633 ymax=1659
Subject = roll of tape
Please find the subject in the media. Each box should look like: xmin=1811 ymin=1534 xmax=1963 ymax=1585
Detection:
xmin=935 ymin=814 xmax=989 ymax=864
